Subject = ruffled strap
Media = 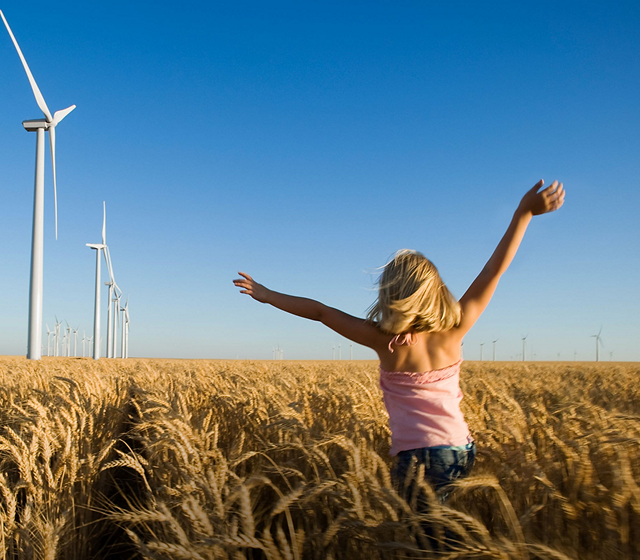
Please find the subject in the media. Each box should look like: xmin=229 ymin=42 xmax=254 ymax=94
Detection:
xmin=388 ymin=332 xmax=417 ymax=353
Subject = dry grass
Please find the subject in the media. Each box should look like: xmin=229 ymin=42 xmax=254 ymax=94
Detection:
xmin=0 ymin=357 xmax=638 ymax=559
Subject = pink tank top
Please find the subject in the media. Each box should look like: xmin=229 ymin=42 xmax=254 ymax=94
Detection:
xmin=379 ymin=358 xmax=472 ymax=455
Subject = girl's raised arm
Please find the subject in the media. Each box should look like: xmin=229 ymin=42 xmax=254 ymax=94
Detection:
xmin=233 ymin=272 xmax=386 ymax=350
xmin=453 ymin=179 xmax=565 ymax=337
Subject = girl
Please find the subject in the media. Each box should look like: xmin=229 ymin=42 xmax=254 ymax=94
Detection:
xmin=233 ymin=179 xmax=565 ymax=498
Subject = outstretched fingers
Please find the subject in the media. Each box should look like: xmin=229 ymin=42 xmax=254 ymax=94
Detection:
xmin=529 ymin=178 xmax=545 ymax=194
xmin=543 ymin=181 xmax=565 ymax=212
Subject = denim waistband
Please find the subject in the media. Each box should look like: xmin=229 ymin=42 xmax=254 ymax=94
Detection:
xmin=428 ymin=442 xmax=474 ymax=451
xmin=426 ymin=435 xmax=475 ymax=451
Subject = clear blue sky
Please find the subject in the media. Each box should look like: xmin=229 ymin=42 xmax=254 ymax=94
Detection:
xmin=0 ymin=1 xmax=638 ymax=361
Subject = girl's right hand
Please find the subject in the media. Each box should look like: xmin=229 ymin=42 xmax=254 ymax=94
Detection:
xmin=519 ymin=179 xmax=565 ymax=216
xmin=233 ymin=272 xmax=270 ymax=303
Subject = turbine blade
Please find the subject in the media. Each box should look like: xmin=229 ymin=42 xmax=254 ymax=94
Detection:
xmin=104 ymin=245 xmax=115 ymax=281
xmin=49 ymin=126 xmax=58 ymax=239
xmin=102 ymin=202 xmax=106 ymax=245
xmin=52 ymin=105 xmax=75 ymax=126
xmin=0 ymin=10 xmax=53 ymax=122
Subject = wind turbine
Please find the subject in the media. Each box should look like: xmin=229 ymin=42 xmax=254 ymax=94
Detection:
xmin=121 ymin=297 xmax=130 ymax=359
xmin=112 ymin=292 xmax=122 ymax=357
xmin=54 ymin=316 xmax=61 ymax=357
xmin=82 ymin=330 xmax=87 ymax=358
xmin=591 ymin=327 xmax=604 ymax=362
xmin=1 ymin=10 xmax=76 ymax=360
xmin=479 ymin=342 xmax=484 ymax=361
xmin=73 ymin=327 xmax=79 ymax=357
xmin=124 ymin=305 xmax=130 ymax=359
xmin=45 ymin=323 xmax=52 ymax=356
xmin=521 ymin=334 xmax=528 ymax=362
xmin=87 ymin=202 xmax=109 ymax=359
xmin=65 ymin=322 xmax=72 ymax=357
xmin=492 ymin=339 xmax=498 ymax=361
xmin=104 ymin=246 xmax=121 ymax=359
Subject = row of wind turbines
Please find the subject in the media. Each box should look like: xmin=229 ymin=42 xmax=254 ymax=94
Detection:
xmin=471 ymin=328 xmax=607 ymax=362
xmin=1 ymin=9 xmax=129 ymax=360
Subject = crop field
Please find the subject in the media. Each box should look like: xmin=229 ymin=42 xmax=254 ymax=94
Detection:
xmin=0 ymin=357 xmax=638 ymax=560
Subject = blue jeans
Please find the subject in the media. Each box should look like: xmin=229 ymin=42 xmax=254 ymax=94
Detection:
xmin=392 ymin=442 xmax=476 ymax=502
xmin=392 ymin=442 xmax=476 ymax=550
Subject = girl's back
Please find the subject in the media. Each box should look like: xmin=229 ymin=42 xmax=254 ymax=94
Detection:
xmin=378 ymin=330 xmax=462 ymax=373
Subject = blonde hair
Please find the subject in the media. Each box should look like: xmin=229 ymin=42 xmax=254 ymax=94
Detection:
xmin=366 ymin=249 xmax=461 ymax=334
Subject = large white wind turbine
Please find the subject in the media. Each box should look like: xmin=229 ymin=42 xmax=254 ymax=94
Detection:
xmin=87 ymin=202 xmax=108 ymax=360
xmin=1 ymin=10 xmax=76 ymax=360
xmin=591 ymin=327 xmax=604 ymax=362
xmin=492 ymin=339 xmax=499 ymax=361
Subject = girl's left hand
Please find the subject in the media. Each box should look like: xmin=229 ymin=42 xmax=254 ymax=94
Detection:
xmin=233 ymin=272 xmax=270 ymax=303
xmin=519 ymin=179 xmax=565 ymax=216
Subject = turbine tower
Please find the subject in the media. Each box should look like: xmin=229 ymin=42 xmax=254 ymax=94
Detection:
xmin=479 ymin=342 xmax=484 ymax=361
xmin=521 ymin=334 xmax=528 ymax=362
xmin=591 ymin=327 xmax=604 ymax=362
xmin=492 ymin=339 xmax=498 ymax=361
xmin=1 ymin=10 xmax=76 ymax=360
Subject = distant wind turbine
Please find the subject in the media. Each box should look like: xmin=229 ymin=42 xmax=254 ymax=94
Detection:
xmin=54 ymin=316 xmax=61 ymax=357
xmin=0 ymin=10 xmax=76 ymax=360
xmin=492 ymin=339 xmax=498 ymax=361
xmin=521 ymin=334 xmax=528 ymax=362
xmin=591 ymin=327 xmax=604 ymax=362
xmin=121 ymin=298 xmax=130 ymax=358
xmin=65 ymin=322 xmax=72 ymax=357
xmin=45 ymin=323 xmax=52 ymax=356
xmin=479 ymin=343 xmax=484 ymax=361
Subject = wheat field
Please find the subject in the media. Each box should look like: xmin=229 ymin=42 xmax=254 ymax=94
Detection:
xmin=0 ymin=357 xmax=638 ymax=560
